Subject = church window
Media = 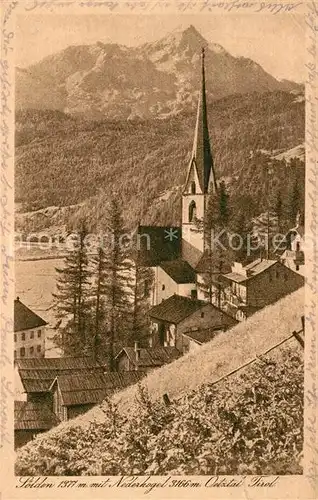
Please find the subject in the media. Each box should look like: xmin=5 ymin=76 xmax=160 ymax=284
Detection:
xmin=189 ymin=201 xmax=196 ymax=222
xmin=162 ymin=284 xmax=165 ymax=291
xmin=201 ymin=311 xmax=205 ymax=318
xmin=191 ymin=181 xmax=196 ymax=194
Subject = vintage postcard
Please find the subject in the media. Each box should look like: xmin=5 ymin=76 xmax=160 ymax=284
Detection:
xmin=1 ymin=1 xmax=317 ymax=499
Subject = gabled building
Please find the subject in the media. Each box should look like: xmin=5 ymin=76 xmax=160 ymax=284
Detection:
xmin=115 ymin=343 xmax=181 ymax=373
xmin=50 ymin=371 xmax=143 ymax=422
xmin=222 ymin=259 xmax=304 ymax=321
xmin=154 ymin=259 xmax=197 ymax=304
xmin=14 ymin=297 xmax=48 ymax=359
xmin=14 ymin=400 xmax=58 ymax=449
xmin=149 ymin=294 xmax=237 ymax=352
xmin=15 ymin=356 xmax=144 ymax=447
xmin=181 ymin=325 xmax=231 ymax=353
xmin=16 ymin=356 xmax=103 ymax=403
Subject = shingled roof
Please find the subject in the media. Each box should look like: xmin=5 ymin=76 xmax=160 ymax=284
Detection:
xmin=182 ymin=323 xmax=236 ymax=346
xmin=116 ymin=346 xmax=181 ymax=369
xmin=14 ymin=298 xmax=47 ymax=332
xmin=160 ymin=259 xmax=196 ymax=284
xmin=14 ymin=401 xmax=58 ymax=431
xmin=149 ymin=294 xmax=207 ymax=324
xmin=16 ymin=357 xmax=105 ymax=393
xmin=51 ymin=371 xmax=144 ymax=407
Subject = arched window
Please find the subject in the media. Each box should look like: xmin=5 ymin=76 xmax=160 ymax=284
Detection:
xmin=189 ymin=201 xmax=196 ymax=222
xmin=191 ymin=181 xmax=196 ymax=194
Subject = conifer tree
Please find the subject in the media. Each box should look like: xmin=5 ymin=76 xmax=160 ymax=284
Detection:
xmin=198 ymin=181 xmax=232 ymax=307
xmin=286 ymin=176 xmax=301 ymax=227
xmin=97 ymin=197 xmax=133 ymax=370
xmin=131 ymin=260 xmax=154 ymax=347
xmin=53 ymin=221 xmax=93 ymax=356
xmin=90 ymin=244 xmax=108 ymax=361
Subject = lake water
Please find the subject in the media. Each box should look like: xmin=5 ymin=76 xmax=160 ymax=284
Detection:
xmin=15 ymin=258 xmax=64 ymax=357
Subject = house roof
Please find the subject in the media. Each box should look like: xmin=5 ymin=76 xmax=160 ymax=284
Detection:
xmin=182 ymin=327 xmax=225 ymax=345
xmin=136 ymin=225 xmax=181 ymax=267
xmin=16 ymin=357 xmax=105 ymax=393
xmin=14 ymin=298 xmax=47 ymax=332
xmin=160 ymin=259 xmax=196 ymax=284
xmin=19 ymin=367 xmax=106 ymax=393
xmin=14 ymin=401 xmax=58 ymax=431
xmin=52 ymin=371 xmax=143 ymax=407
xmin=223 ymin=259 xmax=278 ymax=283
xmin=16 ymin=356 xmax=99 ymax=371
xmin=117 ymin=346 xmax=181 ymax=368
xmin=149 ymin=294 xmax=207 ymax=324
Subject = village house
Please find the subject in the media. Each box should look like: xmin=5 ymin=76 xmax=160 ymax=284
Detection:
xmin=50 ymin=371 xmax=143 ymax=422
xmin=148 ymin=294 xmax=237 ymax=352
xmin=14 ymin=356 xmax=145 ymax=447
xmin=14 ymin=400 xmax=58 ymax=449
xmin=14 ymin=297 xmax=47 ymax=359
xmin=154 ymin=259 xmax=197 ymax=304
xmin=181 ymin=323 xmax=237 ymax=353
xmin=222 ymin=259 xmax=305 ymax=321
xmin=115 ymin=343 xmax=181 ymax=373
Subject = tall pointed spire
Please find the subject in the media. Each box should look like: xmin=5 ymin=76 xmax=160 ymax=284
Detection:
xmin=188 ymin=47 xmax=217 ymax=194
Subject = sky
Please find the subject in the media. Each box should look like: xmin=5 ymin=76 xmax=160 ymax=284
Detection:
xmin=16 ymin=13 xmax=305 ymax=82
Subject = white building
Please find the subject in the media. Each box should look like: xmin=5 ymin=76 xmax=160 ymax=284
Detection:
xmin=14 ymin=297 xmax=47 ymax=359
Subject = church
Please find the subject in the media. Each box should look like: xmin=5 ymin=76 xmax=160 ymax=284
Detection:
xmin=136 ymin=47 xmax=304 ymax=350
xmin=135 ymin=48 xmax=240 ymax=350
xmin=138 ymin=47 xmax=218 ymax=306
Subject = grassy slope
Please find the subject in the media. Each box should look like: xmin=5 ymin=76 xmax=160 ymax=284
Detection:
xmin=16 ymin=288 xmax=304 ymax=475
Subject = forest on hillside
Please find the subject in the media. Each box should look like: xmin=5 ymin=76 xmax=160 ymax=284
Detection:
xmin=15 ymin=90 xmax=305 ymax=229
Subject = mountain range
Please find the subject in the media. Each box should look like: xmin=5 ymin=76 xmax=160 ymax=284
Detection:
xmin=16 ymin=25 xmax=302 ymax=120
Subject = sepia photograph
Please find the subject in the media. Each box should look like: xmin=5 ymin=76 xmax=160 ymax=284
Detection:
xmin=5 ymin=6 xmax=313 ymax=488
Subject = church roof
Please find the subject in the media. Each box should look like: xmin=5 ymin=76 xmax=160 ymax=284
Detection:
xmin=14 ymin=298 xmax=48 ymax=332
xmin=181 ymin=239 xmax=203 ymax=269
xmin=136 ymin=225 xmax=181 ymax=267
xmin=160 ymin=259 xmax=196 ymax=284
xmin=185 ymin=48 xmax=217 ymax=194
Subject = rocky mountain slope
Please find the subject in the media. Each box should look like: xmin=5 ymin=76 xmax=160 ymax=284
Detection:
xmin=16 ymin=26 xmax=301 ymax=120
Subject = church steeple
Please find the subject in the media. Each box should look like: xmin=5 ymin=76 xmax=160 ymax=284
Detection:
xmin=182 ymin=48 xmax=217 ymax=256
xmin=186 ymin=47 xmax=217 ymax=194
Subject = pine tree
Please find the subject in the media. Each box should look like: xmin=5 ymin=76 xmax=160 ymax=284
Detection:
xmin=90 ymin=244 xmax=108 ymax=361
xmin=198 ymin=182 xmax=233 ymax=307
xmin=98 ymin=197 xmax=134 ymax=370
xmin=289 ymin=177 xmax=301 ymax=226
xmin=130 ymin=261 xmax=154 ymax=347
xmin=53 ymin=222 xmax=93 ymax=356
